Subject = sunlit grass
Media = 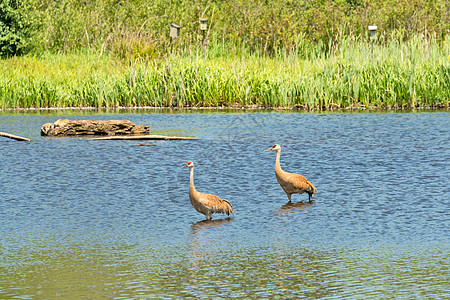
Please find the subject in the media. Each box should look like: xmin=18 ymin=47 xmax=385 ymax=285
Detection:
xmin=1 ymin=36 xmax=449 ymax=109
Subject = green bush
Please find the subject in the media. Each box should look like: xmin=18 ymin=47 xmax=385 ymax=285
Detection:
xmin=0 ymin=0 xmax=447 ymax=59
xmin=19 ymin=0 xmax=450 ymax=56
xmin=0 ymin=0 xmax=28 ymax=57
xmin=110 ymin=33 xmax=159 ymax=62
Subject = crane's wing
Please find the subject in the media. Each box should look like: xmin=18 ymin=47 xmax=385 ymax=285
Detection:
xmin=288 ymin=173 xmax=317 ymax=194
xmin=201 ymin=193 xmax=234 ymax=216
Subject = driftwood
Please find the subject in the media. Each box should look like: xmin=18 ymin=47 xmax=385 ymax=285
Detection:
xmin=81 ymin=135 xmax=200 ymax=141
xmin=137 ymin=144 xmax=156 ymax=147
xmin=0 ymin=131 xmax=31 ymax=141
xmin=41 ymin=119 xmax=149 ymax=136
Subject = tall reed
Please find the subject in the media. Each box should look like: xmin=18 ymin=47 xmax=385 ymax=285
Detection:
xmin=1 ymin=35 xmax=449 ymax=110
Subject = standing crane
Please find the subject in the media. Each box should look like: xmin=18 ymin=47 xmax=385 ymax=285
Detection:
xmin=264 ymin=144 xmax=316 ymax=202
xmin=182 ymin=161 xmax=234 ymax=220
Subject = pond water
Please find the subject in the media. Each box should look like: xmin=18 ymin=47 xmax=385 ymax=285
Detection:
xmin=0 ymin=109 xmax=449 ymax=299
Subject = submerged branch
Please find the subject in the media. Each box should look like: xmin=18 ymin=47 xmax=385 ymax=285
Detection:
xmin=80 ymin=135 xmax=200 ymax=141
xmin=0 ymin=132 xmax=31 ymax=141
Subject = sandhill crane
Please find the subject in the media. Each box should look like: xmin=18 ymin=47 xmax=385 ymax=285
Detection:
xmin=182 ymin=161 xmax=234 ymax=220
xmin=264 ymin=144 xmax=316 ymax=202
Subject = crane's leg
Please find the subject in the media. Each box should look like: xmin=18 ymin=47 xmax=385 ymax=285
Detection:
xmin=205 ymin=213 xmax=212 ymax=221
xmin=308 ymin=193 xmax=312 ymax=202
xmin=287 ymin=194 xmax=292 ymax=202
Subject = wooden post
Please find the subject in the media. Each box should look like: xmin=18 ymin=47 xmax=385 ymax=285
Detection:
xmin=0 ymin=132 xmax=31 ymax=141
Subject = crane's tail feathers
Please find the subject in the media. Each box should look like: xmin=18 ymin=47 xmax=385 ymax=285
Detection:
xmin=309 ymin=182 xmax=317 ymax=195
xmin=206 ymin=194 xmax=234 ymax=216
xmin=220 ymin=199 xmax=234 ymax=216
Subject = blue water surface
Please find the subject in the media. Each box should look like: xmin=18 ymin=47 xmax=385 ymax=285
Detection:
xmin=0 ymin=110 xmax=448 ymax=299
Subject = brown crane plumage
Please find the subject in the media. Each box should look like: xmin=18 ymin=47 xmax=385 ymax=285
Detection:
xmin=182 ymin=161 xmax=234 ymax=220
xmin=264 ymin=144 xmax=316 ymax=202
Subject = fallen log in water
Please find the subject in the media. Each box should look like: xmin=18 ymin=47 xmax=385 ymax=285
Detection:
xmin=81 ymin=135 xmax=200 ymax=141
xmin=41 ymin=119 xmax=149 ymax=136
xmin=0 ymin=131 xmax=31 ymax=141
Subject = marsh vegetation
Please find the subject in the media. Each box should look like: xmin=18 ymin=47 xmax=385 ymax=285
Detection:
xmin=1 ymin=0 xmax=449 ymax=109
xmin=1 ymin=35 xmax=449 ymax=109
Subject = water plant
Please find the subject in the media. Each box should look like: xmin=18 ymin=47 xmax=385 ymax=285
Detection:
xmin=0 ymin=35 xmax=449 ymax=110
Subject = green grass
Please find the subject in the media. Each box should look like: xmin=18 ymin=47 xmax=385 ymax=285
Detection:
xmin=1 ymin=36 xmax=449 ymax=110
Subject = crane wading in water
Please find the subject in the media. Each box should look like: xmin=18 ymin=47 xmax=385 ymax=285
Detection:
xmin=182 ymin=161 xmax=234 ymax=220
xmin=264 ymin=144 xmax=316 ymax=202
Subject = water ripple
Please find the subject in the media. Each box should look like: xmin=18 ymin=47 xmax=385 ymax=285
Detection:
xmin=0 ymin=110 xmax=448 ymax=299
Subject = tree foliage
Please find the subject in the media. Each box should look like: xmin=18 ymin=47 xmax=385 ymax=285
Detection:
xmin=0 ymin=0 xmax=28 ymax=57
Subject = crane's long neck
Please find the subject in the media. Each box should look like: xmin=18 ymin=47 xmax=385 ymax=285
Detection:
xmin=275 ymin=149 xmax=282 ymax=172
xmin=189 ymin=166 xmax=196 ymax=192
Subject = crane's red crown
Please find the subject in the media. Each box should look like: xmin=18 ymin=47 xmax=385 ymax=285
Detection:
xmin=187 ymin=161 xmax=193 ymax=165
xmin=272 ymin=144 xmax=277 ymax=148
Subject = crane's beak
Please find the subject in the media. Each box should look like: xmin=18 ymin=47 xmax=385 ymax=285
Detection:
xmin=182 ymin=164 xmax=188 ymax=168
xmin=263 ymin=147 xmax=272 ymax=152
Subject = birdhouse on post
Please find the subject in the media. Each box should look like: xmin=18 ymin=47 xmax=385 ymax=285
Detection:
xmin=170 ymin=23 xmax=181 ymax=38
xmin=368 ymin=26 xmax=377 ymax=39
xmin=199 ymin=18 xmax=208 ymax=49
xmin=199 ymin=18 xmax=207 ymax=31
xmin=169 ymin=23 xmax=181 ymax=54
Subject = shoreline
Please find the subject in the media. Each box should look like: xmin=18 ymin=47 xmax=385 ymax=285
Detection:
xmin=1 ymin=105 xmax=448 ymax=113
